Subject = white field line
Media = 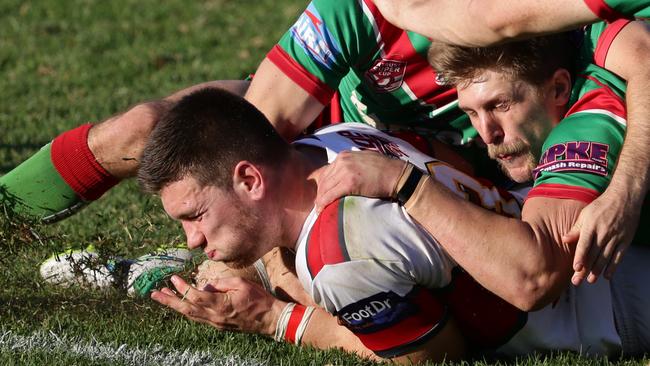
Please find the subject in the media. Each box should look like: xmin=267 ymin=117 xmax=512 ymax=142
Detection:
xmin=0 ymin=329 xmax=266 ymax=366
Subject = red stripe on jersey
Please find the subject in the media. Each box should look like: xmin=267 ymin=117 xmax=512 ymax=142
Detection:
xmin=565 ymin=76 xmax=626 ymax=119
xmin=330 ymin=91 xmax=343 ymax=123
xmin=306 ymin=199 xmax=348 ymax=278
xmin=387 ymin=130 xmax=433 ymax=155
xmin=285 ymin=304 xmax=307 ymax=344
xmin=361 ymin=0 xmax=456 ymax=107
xmin=583 ymin=0 xmax=630 ymax=22
xmin=526 ymin=183 xmax=600 ymax=204
xmin=593 ymin=19 xmax=632 ymax=67
xmin=266 ymin=45 xmax=335 ymax=105
xmin=357 ymin=288 xmax=446 ymax=356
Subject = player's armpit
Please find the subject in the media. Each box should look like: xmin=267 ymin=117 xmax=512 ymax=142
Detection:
xmin=244 ymin=58 xmax=327 ymax=141
xmin=520 ymin=196 xmax=587 ymax=307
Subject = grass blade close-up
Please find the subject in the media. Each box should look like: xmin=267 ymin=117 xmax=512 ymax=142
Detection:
xmin=0 ymin=0 xmax=648 ymax=365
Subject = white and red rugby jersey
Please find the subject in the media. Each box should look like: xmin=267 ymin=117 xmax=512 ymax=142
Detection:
xmin=291 ymin=123 xmax=622 ymax=357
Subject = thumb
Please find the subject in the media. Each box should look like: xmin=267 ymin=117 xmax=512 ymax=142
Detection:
xmin=562 ymin=222 xmax=581 ymax=245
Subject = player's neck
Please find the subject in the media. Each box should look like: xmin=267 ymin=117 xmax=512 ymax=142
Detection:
xmin=276 ymin=148 xmax=324 ymax=249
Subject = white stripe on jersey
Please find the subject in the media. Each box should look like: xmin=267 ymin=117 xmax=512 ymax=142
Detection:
xmin=572 ymin=109 xmax=627 ymax=126
xmin=356 ymin=0 xmax=423 ymax=105
xmin=358 ymin=0 xmax=384 ymax=57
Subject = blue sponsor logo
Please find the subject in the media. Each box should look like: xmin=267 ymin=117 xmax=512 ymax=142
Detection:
xmin=289 ymin=3 xmax=342 ymax=70
xmin=337 ymin=292 xmax=414 ymax=333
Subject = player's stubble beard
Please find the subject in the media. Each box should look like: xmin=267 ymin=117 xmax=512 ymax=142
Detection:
xmin=223 ymin=201 xmax=266 ymax=270
xmin=488 ymin=139 xmax=537 ymax=182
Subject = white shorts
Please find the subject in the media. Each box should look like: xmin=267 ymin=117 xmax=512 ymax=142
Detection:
xmin=611 ymin=245 xmax=650 ymax=355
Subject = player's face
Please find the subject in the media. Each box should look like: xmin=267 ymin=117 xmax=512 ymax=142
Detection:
xmin=457 ymin=70 xmax=556 ymax=182
xmin=160 ymin=176 xmax=267 ymax=269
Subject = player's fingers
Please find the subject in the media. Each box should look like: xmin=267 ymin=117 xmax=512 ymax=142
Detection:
xmin=170 ymin=275 xmax=205 ymax=302
xmin=589 ymin=237 xmax=618 ymax=280
xmin=210 ymin=276 xmax=250 ymax=292
xmin=151 ymin=288 xmax=192 ymax=312
xmin=604 ymin=246 xmax=626 ymax=279
xmin=315 ymin=174 xmax=347 ymax=211
xmin=569 ymin=222 xmax=590 ymax=273
xmin=562 ymin=227 xmax=580 ymax=245
xmin=579 ymin=224 xmax=605 ymax=271
xmin=571 ymin=268 xmax=588 ymax=286
xmin=151 ymin=288 xmax=218 ymax=326
xmin=160 ymin=287 xmax=177 ymax=296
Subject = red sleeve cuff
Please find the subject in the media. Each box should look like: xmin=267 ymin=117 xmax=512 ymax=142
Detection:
xmin=593 ymin=19 xmax=632 ymax=67
xmin=583 ymin=0 xmax=630 ymax=22
xmin=526 ymin=183 xmax=601 ymax=204
xmin=266 ymin=45 xmax=335 ymax=105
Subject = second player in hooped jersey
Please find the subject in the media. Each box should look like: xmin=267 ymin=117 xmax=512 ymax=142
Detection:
xmin=530 ymin=19 xmax=650 ymax=243
xmin=268 ymin=0 xmax=475 ymax=145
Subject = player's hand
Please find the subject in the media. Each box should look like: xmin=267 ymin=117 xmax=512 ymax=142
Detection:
xmin=314 ymin=150 xmax=406 ymax=212
xmin=151 ymin=275 xmax=286 ymax=337
xmin=564 ymin=189 xmax=642 ymax=285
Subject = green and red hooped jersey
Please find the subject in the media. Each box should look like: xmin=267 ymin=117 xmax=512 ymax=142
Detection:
xmin=583 ymin=0 xmax=650 ymax=22
xmin=528 ymin=22 xmax=649 ymax=242
xmin=267 ymin=0 xmax=476 ymax=145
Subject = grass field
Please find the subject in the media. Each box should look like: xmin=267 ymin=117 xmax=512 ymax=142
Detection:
xmin=0 ymin=0 xmax=648 ymax=365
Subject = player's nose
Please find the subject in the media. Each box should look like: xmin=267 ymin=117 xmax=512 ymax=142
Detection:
xmin=476 ymin=112 xmax=504 ymax=145
xmin=182 ymin=221 xmax=206 ymax=250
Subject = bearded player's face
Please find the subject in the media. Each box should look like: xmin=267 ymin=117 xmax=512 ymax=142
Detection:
xmin=160 ymin=176 xmax=266 ymax=269
xmin=457 ymin=70 xmax=556 ymax=183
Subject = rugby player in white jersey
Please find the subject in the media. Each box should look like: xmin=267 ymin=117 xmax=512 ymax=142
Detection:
xmin=140 ymin=87 xmax=649 ymax=362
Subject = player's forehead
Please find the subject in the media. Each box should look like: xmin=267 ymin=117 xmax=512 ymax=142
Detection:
xmin=159 ymin=176 xmax=208 ymax=218
xmin=457 ymin=71 xmax=529 ymax=108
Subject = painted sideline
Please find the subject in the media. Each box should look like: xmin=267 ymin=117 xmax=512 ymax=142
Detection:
xmin=0 ymin=329 xmax=266 ymax=366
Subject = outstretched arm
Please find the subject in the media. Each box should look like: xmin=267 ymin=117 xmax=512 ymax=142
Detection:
xmin=375 ymin=0 xmax=596 ymax=46
xmin=152 ymin=275 xmax=465 ymax=363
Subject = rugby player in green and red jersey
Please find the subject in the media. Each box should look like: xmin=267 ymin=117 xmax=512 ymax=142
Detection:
xmin=315 ymin=20 xmax=649 ymax=334
xmin=373 ymin=0 xmax=650 ymax=285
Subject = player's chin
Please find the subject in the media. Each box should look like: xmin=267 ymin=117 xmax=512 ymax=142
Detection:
xmin=223 ymin=257 xmax=257 ymax=270
xmin=499 ymin=156 xmax=535 ymax=183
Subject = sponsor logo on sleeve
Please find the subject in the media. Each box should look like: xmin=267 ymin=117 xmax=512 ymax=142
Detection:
xmin=364 ymin=58 xmax=407 ymax=93
xmin=533 ymin=141 xmax=610 ymax=179
xmin=336 ymin=292 xmax=414 ymax=333
xmin=289 ymin=3 xmax=342 ymax=70
xmin=337 ymin=130 xmax=408 ymax=158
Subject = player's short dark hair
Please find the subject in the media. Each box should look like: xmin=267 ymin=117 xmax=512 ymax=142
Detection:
xmin=138 ymin=88 xmax=290 ymax=193
xmin=428 ymin=33 xmax=577 ymax=88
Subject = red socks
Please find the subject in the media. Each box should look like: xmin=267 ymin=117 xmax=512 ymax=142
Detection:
xmin=51 ymin=124 xmax=119 ymax=201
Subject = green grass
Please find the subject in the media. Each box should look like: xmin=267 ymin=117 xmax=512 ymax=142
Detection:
xmin=0 ymin=0 xmax=648 ymax=365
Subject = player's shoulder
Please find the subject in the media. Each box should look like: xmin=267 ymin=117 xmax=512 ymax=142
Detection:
xmin=303 ymin=196 xmax=404 ymax=278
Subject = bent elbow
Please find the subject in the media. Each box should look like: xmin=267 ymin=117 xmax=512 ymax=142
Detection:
xmin=510 ymin=273 xmax=559 ymax=312
xmin=468 ymin=2 xmax=527 ymax=44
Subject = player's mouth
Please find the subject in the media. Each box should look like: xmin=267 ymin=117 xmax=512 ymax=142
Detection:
xmin=205 ymin=249 xmax=217 ymax=260
xmin=497 ymin=152 xmax=521 ymax=162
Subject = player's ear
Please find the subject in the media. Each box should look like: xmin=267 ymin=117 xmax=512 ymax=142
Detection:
xmin=232 ymin=160 xmax=265 ymax=201
xmin=550 ymin=69 xmax=571 ymax=106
